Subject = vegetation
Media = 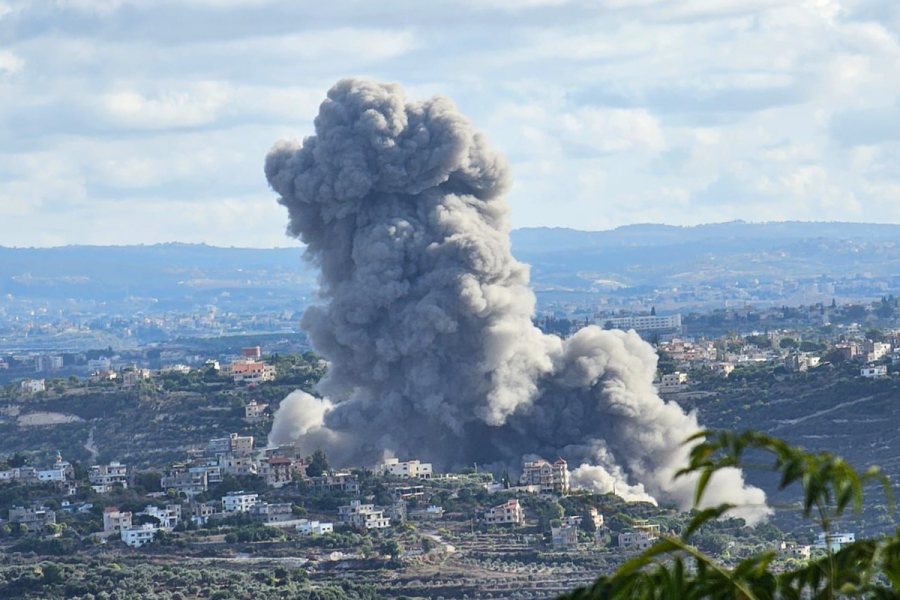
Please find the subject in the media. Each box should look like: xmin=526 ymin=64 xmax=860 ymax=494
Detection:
xmin=0 ymin=561 xmax=380 ymax=600
xmin=561 ymin=430 xmax=898 ymax=600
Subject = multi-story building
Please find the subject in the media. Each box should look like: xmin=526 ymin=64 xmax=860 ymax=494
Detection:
xmin=260 ymin=457 xmax=293 ymax=488
xmin=338 ymin=500 xmax=390 ymax=529
xmin=209 ymin=433 xmax=254 ymax=456
xmin=20 ymin=379 xmax=46 ymax=395
xmin=382 ymin=458 xmax=433 ymax=479
xmin=222 ymin=491 xmax=258 ymax=513
xmin=618 ymin=521 xmax=660 ymax=550
xmin=601 ymin=314 xmax=682 ymax=332
xmin=103 ymin=507 xmax=133 ymax=534
xmin=297 ymin=520 xmax=334 ymax=535
xmin=37 ymin=452 xmax=74 ymax=483
xmin=249 ymin=502 xmax=293 ymax=524
xmin=188 ymin=501 xmax=218 ymax=526
xmin=34 ymin=355 xmax=63 ymax=373
xmin=484 ymin=499 xmax=524 ymax=525
xmin=221 ymin=454 xmax=257 ymax=477
xmin=552 ymin=524 xmax=578 ymax=548
xmin=780 ymin=541 xmax=812 ymax=560
xmin=9 ymin=506 xmax=57 ymax=534
xmin=122 ymin=367 xmax=151 ymax=387
xmin=121 ymin=524 xmax=157 ymax=548
xmin=241 ymin=347 xmax=262 ymax=359
xmin=311 ymin=471 xmax=360 ymax=494
xmin=861 ymin=365 xmax=888 ymax=379
xmin=161 ymin=470 xmax=208 ymax=496
xmin=657 ymin=371 xmax=688 ymax=393
xmin=87 ymin=357 xmax=112 ymax=371
xmin=815 ymin=532 xmax=855 ymax=551
xmin=89 ymin=462 xmax=128 ymax=493
xmin=223 ymin=359 xmax=276 ymax=384
xmin=244 ymin=399 xmax=269 ymax=421
xmin=138 ymin=504 xmax=181 ymax=530
xmin=520 ymin=458 xmax=570 ymax=494
xmin=862 ymin=341 xmax=891 ymax=363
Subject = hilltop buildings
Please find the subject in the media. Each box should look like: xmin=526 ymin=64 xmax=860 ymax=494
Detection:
xmin=382 ymin=458 xmax=433 ymax=479
xmin=520 ymin=458 xmax=570 ymax=494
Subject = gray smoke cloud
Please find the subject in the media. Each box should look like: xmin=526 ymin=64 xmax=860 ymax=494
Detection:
xmin=265 ymin=78 xmax=769 ymax=523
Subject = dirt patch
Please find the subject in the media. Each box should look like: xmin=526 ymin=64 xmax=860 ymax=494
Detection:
xmin=18 ymin=412 xmax=84 ymax=426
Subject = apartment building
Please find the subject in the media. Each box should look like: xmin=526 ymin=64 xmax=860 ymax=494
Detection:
xmin=260 ymin=457 xmax=293 ymax=488
xmin=103 ymin=508 xmax=133 ymax=534
xmin=89 ymin=462 xmax=128 ymax=493
xmin=520 ymin=458 xmax=570 ymax=494
xmin=338 ymin=500 xmax=390 ymax=529
xmin=484 ymin=499 xmax=524 ymax=525
xmin=222 ymin=491 xmax=258 ymax=513
xmin=9 ymin=505 xmax=57 ymax=534
xmin=209 ymin=433 xmax=254 ymax=456
xmin=383 ymin=458 xmax=433 ymax=479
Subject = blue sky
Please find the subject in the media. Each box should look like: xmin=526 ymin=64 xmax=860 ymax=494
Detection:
xmin=2 ymin=0 xmax=900 ymax=246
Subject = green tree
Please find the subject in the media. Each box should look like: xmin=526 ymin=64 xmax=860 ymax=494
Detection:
xmin=306 ymin=449 xmax=330 ymax=478
xmin=380 ymin=539 xmax=402 ymax=559
xmin=779 ymin=337 xmax=798 ymax=349
xmin=560 ymin=430 xmax=895 ymax=600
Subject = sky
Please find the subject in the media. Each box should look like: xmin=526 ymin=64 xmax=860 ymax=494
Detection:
xmin=1 ymin=0 xmax=900 ymax=247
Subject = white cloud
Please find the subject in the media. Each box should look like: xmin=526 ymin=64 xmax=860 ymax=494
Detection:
xmin=101 ymin=82 xmax=232 ymax=129
xmin=0 ymin=50 xmax=24 ymax=74
xmin=2 ymin=0 xmax=900 ymax=245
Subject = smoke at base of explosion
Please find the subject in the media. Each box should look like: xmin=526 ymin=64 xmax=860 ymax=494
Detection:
xmin=264 ymin=78 xmax=770 ymax=524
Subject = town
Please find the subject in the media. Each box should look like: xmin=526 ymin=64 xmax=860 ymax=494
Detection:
xmin=3 ymin=292 xmax=895 ymax=596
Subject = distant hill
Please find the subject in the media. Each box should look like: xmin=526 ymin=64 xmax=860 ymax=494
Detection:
xmin=0 ymin=243 xmax=315 ymax=309
xmin=509 ymin=221 xmax=900 ymax=304
xmin=2 ymin=221 xmax=900 ymax=309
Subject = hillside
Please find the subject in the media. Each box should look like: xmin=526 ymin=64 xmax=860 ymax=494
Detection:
xmin=4 ymin=221 xmax=900 ymax=311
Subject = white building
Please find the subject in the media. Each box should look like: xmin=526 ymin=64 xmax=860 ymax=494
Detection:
xmin=601 ymin=314 xmax=682 ymax=332
xmin=88 ymin=357 xmax=112 ymax=371
xmin=222 ymin=491 xmax=258 ymax=513
xmin=815 ymin=532 xmax=855 ymax=551
xmin=37 ymin=466 xmax=68 ymax=483
xmin=89 ymin=462 xmax=128 ymax=493
xmin=244 ymin=399 xmax=269 ymax=421
xmin=20 ymin=379 xmax=46 ymax=394
xmin=297 ymin=519 xmax=334 ymax=535
xmin=780 ymin=541 xmax=811 ymax=560
xmin=657 ymin=371 xmax=688 ymax=393
xmin=861 ymin=365 xmax=888 ymax=379
xmin=484 ymin=499 xmax=524 ymax=525
xmin=383 ymin=458 xmax=433 ymax=479
xmin=338 ymin=500 xmax=390 ymax=529
xmin=121 ymin=524 xmax=157 ymax=548
xmin=520 ymin=458 xmax=570 ymax=494
xmin=138 ymin=504 xmax=181 ymax=530
xmin=618 ymin=521 xmax=660 ymax=550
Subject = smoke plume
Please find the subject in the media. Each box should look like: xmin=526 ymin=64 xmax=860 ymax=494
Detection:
xmin=265 ymin=78 xmax=769 ymax=523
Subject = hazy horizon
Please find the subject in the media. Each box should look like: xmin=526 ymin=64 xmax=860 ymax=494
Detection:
xmin=2 ymin=218 xmax=900 ymax=250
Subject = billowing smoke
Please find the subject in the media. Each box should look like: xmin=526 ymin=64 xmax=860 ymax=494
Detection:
xmin=265 ymin=79 xmax=769 ymax=523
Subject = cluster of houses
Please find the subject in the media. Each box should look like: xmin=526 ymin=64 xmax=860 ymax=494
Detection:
xmin=654 ymin=328 xmax=900 ymax=389
xmin=779 ymin=532 xmax=857 ymax=560
xmin=0 ymin=438 xmax=620 ymax=551
xmin=14 ymin=347 xmax=280 ymax=397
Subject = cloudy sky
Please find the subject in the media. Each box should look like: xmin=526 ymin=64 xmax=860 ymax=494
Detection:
xmin=1 ymin=0 xmax=899 ymax=247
